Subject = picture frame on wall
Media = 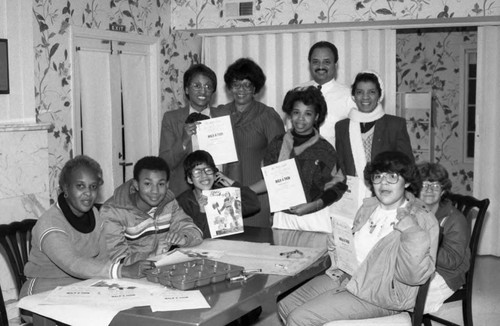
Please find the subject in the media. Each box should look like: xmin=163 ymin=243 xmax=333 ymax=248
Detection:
xmin=0 ymin=38 xmax=9 ymax=94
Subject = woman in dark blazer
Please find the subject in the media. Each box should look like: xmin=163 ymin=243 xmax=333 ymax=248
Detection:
xmin=159 ymin=64 xmax=230 ymax=196
xmin=335 ymin=71 xmax=413 ymax=200
xmin=335 ymin=71 xmax=414 ymax=178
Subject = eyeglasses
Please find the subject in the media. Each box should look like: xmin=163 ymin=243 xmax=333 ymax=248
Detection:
xmin=191 ymin=167 xmax=215 ymax=178
xmin=190 ymin=83 xmax=215 ymax=92
xmin=371 ymin=172 xmax=400 ymax=184
xmin=231 ymin=81 xmax=254 ymax=91
xmin=422 ymin=181 xmax=442 ymax=192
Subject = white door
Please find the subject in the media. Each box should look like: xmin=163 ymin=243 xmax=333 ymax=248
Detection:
xmin=72 ymin=28 xmax=160 ymax=202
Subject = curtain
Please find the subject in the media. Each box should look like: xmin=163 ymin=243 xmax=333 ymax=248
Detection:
xmin=78 ymin=50 xmax=115 ymax=202
xmin=120 ymin=53 xmax=150 ymax=181
xmin=202 ymin=29 xmax=396 ymax=117
xmin=475 ymin=26 xmax=500 ymax=256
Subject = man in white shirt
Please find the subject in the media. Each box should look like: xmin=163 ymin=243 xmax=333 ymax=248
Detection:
xmin=298 ymin=41 xmax=353 ymax=147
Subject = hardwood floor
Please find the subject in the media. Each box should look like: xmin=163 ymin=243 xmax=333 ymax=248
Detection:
xmin=252 ymin=255 xmax=500 ymax=326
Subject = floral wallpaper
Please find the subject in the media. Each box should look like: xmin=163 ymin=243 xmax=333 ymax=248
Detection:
xmin=396 ymin=28 xmax=477 ymax=194
xmin=171 ymin=0 xmax=500 ymax=29
xmin=32 ymin=0 xmax=199 ymax=203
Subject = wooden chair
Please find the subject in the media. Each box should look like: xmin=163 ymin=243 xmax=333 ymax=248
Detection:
xmin=423 ymin=193 xmax=490 ymax=326
xmin=0 ymin=282 xmax=8 ymax=326
xmin=322 ymin=277 xmax=431 ymax=326
xmin=0 ymin=219 xmax=37 ymax=325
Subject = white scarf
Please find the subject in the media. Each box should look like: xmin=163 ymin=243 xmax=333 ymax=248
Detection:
xmin=348 ymin=104 xmax=385 ymax=177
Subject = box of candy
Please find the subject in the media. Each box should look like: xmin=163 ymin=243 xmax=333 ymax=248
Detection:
xmin=144 ymin=259 xmax=245 ymax=290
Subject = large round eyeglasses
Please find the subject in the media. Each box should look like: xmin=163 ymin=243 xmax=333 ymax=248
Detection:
xmin=422 ymin=181 xmax=442 ymax=192
xmin=191 ymin=167 xmax=215 ymax=178
xmin=371 ymin=172 xmax=400 ymax=184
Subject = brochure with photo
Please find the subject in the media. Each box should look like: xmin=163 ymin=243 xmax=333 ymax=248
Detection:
xmin=203 ymin=187 xmax=244 ymax=238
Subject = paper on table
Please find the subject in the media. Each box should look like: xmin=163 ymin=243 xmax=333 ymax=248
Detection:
xmin=331 ymin=214 xmax=358 ymax=275
xmin=203 ymin=187 xmax=244 ymax=238
xmin=196 ymin=116 xmax=237 ymax=165
xmin=17 ymin=278 xmax=211 ymax=326
xmin=261 ymin=158 xmax=307 ymax=212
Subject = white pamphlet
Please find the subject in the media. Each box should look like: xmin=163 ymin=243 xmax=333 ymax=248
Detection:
xmin=203 ymin=187 xmax=244 ymax=238
xmin=329 ymin=175 xmax=363 ymax=219
xmin=331 ymin=214 xmax=358 ymax=275
xmin=196 ymin=116 xmax=238 ymax=165
xmin=261 ymin=158 xmax=307 ymax=213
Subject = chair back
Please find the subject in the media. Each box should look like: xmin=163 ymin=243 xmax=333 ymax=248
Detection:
xmin=411 ymin=276 xmax=431 ymax=325
xmin=0 ymin=219 xmax=37 ymax=292
xmin=446 ymin=193 xmax=490 ymax=288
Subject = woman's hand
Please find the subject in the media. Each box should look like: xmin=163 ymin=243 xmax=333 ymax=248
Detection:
xmin=215 ymin=172 xmax=235 ymax=187
xmin=285 ymin=200 xmax=323 ymax=216
xmin=182 ymin=122 xmax=199 ymax=147
xmin=394 ymin=214 xmax=419 ymax=232
xmin=121 ymin=260 xmax=155 ymax=279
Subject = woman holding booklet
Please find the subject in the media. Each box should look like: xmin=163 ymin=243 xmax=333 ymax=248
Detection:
xmin=216 ymin=58 xmax=285 ymax=227
xmin=250 ymin=86 xmax=347 ymax=232
xmin=159 ymin=63 xmax=230 ymax=196
xmin=278 ymin=151 xmax=439 ymax=326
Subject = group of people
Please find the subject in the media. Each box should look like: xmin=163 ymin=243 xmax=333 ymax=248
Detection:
xmin=19 ymin=40 xmax=471 ymax=326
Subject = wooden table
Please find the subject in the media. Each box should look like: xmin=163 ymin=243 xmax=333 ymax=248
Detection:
xmin=32 ymin=226 xmax=329 ymax=326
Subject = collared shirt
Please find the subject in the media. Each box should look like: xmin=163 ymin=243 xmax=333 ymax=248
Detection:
xmin=189 ymin=106 xmax=211 ymax=118
xmin=298 ymin=79 xmax=353 ymax=147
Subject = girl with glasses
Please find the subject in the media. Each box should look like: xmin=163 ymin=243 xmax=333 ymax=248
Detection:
xmin=278 ymin=151 xmax=439 ymax=325
xmin=159 ymin=64 xmax=231 ymax=196
xmin=215 ymin=58 xmax=285 ymax=227
xmin=417 ymin=162 xmax=470 ymax=313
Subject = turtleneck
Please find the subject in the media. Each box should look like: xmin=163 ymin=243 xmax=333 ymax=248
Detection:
xmin=58 ymin=193 xmax=96 ymax=233
xmin=292 ymin=129 xmax=315 ymax=147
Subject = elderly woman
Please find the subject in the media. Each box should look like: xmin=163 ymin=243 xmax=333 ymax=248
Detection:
xmin=278 ymin=151 xmax=439 ymax=325
xmin=20 ymin=155 xmax=152 ymax=297
xmin=418 ymin=162 xmax=470 ymax=313
xmin=159 ymin=63 xmax=230 ymax=196
xmin=251 ymin=86 xmax=346 ymax=232
xmin=216 ymin=58 xmax=284 ymax=227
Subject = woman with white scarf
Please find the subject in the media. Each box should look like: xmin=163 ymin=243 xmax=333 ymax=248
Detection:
xmin=335 ymin=71 xmax=414 ymax=201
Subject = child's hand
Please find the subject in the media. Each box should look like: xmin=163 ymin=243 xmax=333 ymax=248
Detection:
xmin=197 ymin=195 xmax=208 ymax=213
xmin=165 ymin=232 xmax=188 ymax=247
xmin=215 ymin=172 xmax=234 ymax=187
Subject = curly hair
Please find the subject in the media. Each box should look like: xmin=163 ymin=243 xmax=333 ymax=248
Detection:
xmin=133 ymin=156 xmax=170 ymax=181
xmin=351 ymin=72 xmax=382 ymax=98
xmin=183 ymin=150 xmax=217 ymax=182
xmin=59 ymin=155 xmax=103 ymax=191
xmin=183 ymin=63 xmax=217 ymax=100
xmin=308 ymin=41 xmax=339 ymax=64
xmin=223 ymin=58 xmax=266 ymax=94
xmin=417 ymin=162 xmax=452 ymax=197
xmin=282 ymin=86 xmax=328 ymax=129
xmin=364 ymin=151 xmax=420 ymax=196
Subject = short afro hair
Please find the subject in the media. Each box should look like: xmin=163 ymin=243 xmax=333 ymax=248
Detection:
xmin=223 ymin=58 xmax=266 ymax=94
xmin=59 ymin=155 xmax=103 ymax=191
xmin=133 ymin=156 xmax=170 ymax=181
xmin=364 ymin=151 xmax=420 ymax=196
xmin=308 ymin=41 xmax=339 ymax=64
xmin=282 ymin=86 xmax=328 ymax=129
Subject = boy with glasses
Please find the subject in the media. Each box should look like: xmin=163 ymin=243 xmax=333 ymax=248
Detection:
xmin=177 ymin=150 xmax=260 ymax=238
